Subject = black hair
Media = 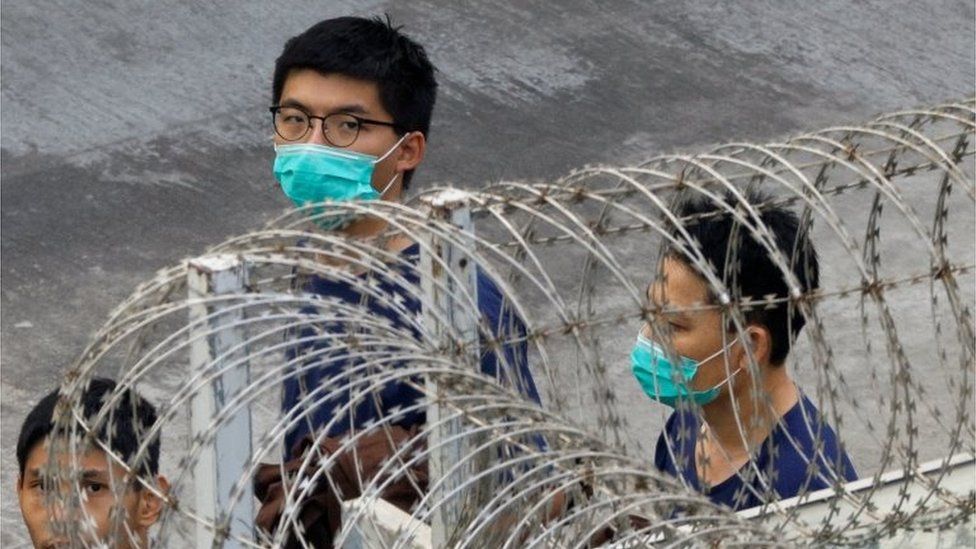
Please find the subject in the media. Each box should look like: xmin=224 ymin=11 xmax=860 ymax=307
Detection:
xmin=668 ymin=190 xmax=819 ymax=365
xmin=16 ymin=377 xmax=160 ymax=482
xmin=272 ymin=15 xmax=438 ymax=189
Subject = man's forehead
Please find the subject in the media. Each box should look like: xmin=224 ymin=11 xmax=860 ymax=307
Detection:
xmin=26 ymin=438 xmax=113 ymax=471
xmin=647 ymin=257 xmax=711 ymax=306
xmin=280 ymin=69 xmax=385 ymax=115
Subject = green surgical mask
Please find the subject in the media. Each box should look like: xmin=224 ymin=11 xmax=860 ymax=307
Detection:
xmin=273 ymin=136 xmax=404 ymax=229
xmin=630 ymin=332 xmax=741 ymax=408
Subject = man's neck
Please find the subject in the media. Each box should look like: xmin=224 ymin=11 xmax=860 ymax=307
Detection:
xmin=700 ymin=366 xmax=799 ymax=454
xmin=342 ymin=214 xmax=388 ymax=239
xmin=337 ymin=216 xmax=415 ymax=253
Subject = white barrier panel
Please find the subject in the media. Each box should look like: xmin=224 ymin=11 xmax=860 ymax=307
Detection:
xmin=739 ymin=453 xmax=976 ymax=547
xmin=419 ymin=190 xmax=482 ymax=548
xmin=188 ymin=255 xmax=255 ymax=548
xmin=342 ymin=497 xmax=433 ymax=549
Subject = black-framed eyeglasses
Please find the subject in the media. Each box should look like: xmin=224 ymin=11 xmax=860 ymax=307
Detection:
xmin=270 ymin=106 xmax=402 ymax=148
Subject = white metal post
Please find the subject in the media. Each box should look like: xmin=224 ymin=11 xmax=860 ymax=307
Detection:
xmin=188 ymin=255 xmax=255 ymax=548
xmin=419 ymin=190 xmax=481 ymax=548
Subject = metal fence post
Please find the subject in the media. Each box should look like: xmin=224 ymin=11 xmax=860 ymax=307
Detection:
xmin=188 ymin=255 xmax=255 ymax=548
xmin=419 ymin=190 xmax=481 ymax=548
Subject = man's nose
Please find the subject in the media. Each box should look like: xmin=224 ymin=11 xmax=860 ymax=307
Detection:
xmin=48 ymin=500 xmax=68 ymax=524
xmin=46 ymin=491 xmax=81 ymax=524
xmin=45 ymin=498 xmax=85 ymax=547
xmin=305 ymin=119 xmax=328 ymax=146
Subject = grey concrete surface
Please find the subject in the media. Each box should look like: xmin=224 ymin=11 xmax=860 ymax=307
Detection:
xmin=2 ymin=1 xmax=974 ymax=546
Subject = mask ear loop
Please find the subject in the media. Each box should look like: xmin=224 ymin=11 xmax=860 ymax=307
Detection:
xmin=374 ymin=132 xmax=411 ymax=199
xmin=704 ymin=330 xmax=756 ymax=391
xmin=707 ymin=351 xmax=741 ymax=392
xmin=374 ymin=132 xmax=410 ymax=163
xmin=377 ymin=172 xmax=400 ymax=199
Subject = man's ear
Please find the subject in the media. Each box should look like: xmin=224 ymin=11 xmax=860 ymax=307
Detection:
xmin=394 ymin=131 xmax=426 ymax=174
xmin=739 ymin=326 xmax=772 ymax=370
xmin=136 ymin=476 xmax=169 ymax=528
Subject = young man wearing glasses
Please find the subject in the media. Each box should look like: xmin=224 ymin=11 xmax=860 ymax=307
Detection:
xmin=270 ymin=16 xmax=432 ymax=241
xmin=268 ymin=16 xmax=541 ymax=459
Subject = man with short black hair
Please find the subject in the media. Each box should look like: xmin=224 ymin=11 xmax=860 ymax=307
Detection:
xmin=256 ymin=17 xmax=541 ymax=545
xmin=16 ymin=377 xmax=169 ymax=548
xmin=270 ymin=14 xmax=435 ymax=239
xmin=267 ymin=14 xmax=540 ymax=459
xmin=631 ymin=190 xmax=857 ymax=510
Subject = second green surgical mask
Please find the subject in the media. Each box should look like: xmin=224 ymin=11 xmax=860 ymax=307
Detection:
xmin=273 ymin=136 xmax=405 ymax=230
xmin=630 ymin=332 xmax=741 ymax=408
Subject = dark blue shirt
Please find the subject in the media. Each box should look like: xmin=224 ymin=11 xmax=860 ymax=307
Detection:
xmin=282 ymin=243 xmax=541 ymax=451
xmin=654 ymin=394 xmax=858 ymax=511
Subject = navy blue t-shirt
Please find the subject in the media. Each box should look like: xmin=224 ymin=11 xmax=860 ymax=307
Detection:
xmin=281 ymin=242 xmax=541 ymax=451
xmin=654 ymin=394 xmax=858 ymax=511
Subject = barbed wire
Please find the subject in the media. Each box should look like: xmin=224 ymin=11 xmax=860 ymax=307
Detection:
xmin=39 ymin=98 xmax=974 ymax=547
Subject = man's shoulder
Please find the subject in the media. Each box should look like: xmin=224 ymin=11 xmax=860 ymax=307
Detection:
xmin=777 ymin=394 xmax=839 ymax=447
xmin=766 ymin=393 xmax=857 ymax=488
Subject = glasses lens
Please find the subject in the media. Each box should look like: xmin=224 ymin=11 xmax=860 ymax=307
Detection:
xmin=273 ymin=107 xmax=310 ymax=141
xmin=322 ymin=113 xmax=360 ymax=147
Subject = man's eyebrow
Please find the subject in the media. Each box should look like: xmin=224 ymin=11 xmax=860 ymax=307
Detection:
xmin=666 ymin=309 xmax=691 ymax=322
xmin=331 ymin=103 xmax=369 ymax=115
xmin=80 ymin=469 xmax=109 ymax=480
xmin=26 ymin=468 xmax=56 ymax=485
xmin=645 ymin=284 xmax=694 ymax=321
xmin=276 ymin=98 xmax=308 ymax=109
xmin=29 ymin=468 xmax=111 ymax=479
xmin=276 ymin=99 xmax=370 ymax=116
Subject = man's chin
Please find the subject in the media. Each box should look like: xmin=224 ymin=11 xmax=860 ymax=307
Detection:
xmin=37 ymin=538 xmax=69 ymax=549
